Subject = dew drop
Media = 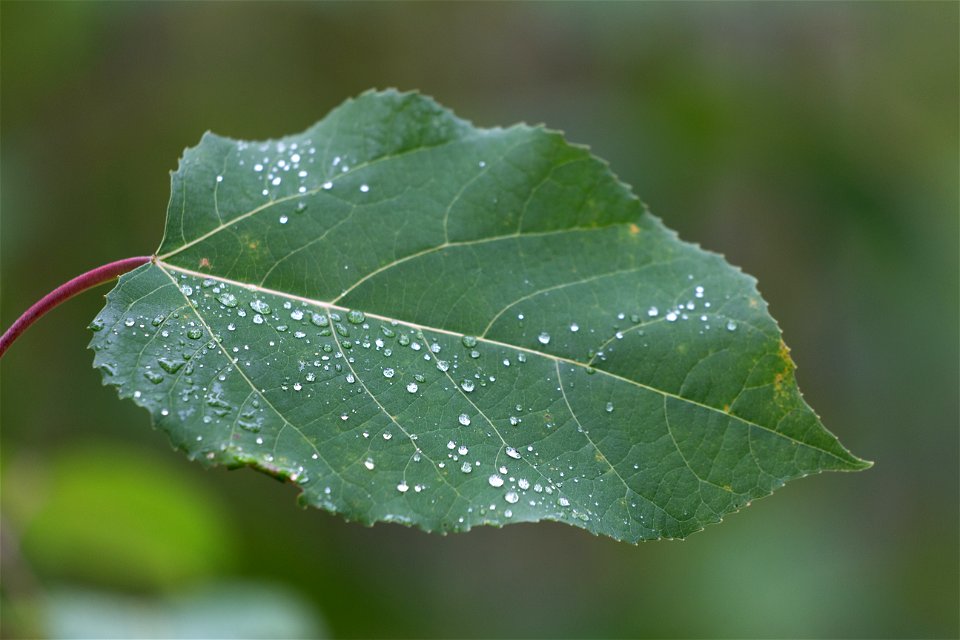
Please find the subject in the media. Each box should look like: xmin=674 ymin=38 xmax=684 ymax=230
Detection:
xmin=250 ymin=299 xmax=271 ymax=315
xmin=537 ymin=332 xmax=551 ymax=345
xmin=458 ymin=413 xmax=471 ymax=426
xmin=726 ymin=320 xmax=738 ymax=332
xmin=383 ymin=368 xmax=395 ymax=378
xmin=461 ymin=335 xmax=478 ymax=348
xmin=347 ymin=309 xmax=365 ymax=324
xmin=406 ymin=382 xmax=419 ymax=393
xmin=460 ymin=380 xmax=475 ymax=393
xmin=504 ymin=491 xmax=519 ymax=504
xmin=488 ymin=474 xmax=504 ymax=488
xmin=461 ymin=461 xmax=473 ymax=473
xmin=505 ymin=447 xmax=521 ymax=460
xmin=647 ymin=306 xmax=659 ymax=317
xmin=569 ymin=322 xmax=579 ymax=332
xmin=605 ymin=401 xmax=614 ymax=413
xmin=364 ymin=458 xmax=375 ymax=470
xmin=397 ymin=482 xmax=409 ymax=493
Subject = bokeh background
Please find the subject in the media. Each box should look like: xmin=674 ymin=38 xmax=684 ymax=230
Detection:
xmin=2 ymin=2 xmax=957 ymax=638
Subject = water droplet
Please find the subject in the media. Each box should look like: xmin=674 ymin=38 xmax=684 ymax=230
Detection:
xmin=461 ymin=461 xmax=473 ymax=473
xmin=89 ymin=317 xmax=105 ymax=331
xmin=647 ymin=306 xmax=659 ymax=317
xmin=457 ymin=444 xmax=468 ymax=455
xmin=383 ymin=432 xmax=393 ymax=440
xmin=666 ymin=311 xmax=678 ymax=322
xmin=279 ymin=215 xmax=289 ymax=224
xmin=559 ymin=497 xmax=571 ymax=507
xmin=157 ymin=357 xmax=184 ymax=374
xmin=295 ymin=201 xmax=307 ymax=213
xmin=537 ymin=332 xmax=551 ymax=345
xmin=364 ymin=458 xmax=375 ymax=470
xmin=509 ymin=416 xmax=520 ymax=426
xmin=504 ymin=491 xmax=519 ymax=504
xmin=383 ymin=368 xmax=395 ymax=378
xmin=458 ymin=413 xmax=471 ymax=426
xmin=187 ymin=327 xmax=203 ymax=340
xmin=488 ymin=474 xmax=504 ymax=488
xmin=250 ymin=299 xmax=271 ymax=315
xmin=359 ymin=184 xmax=370 ymax=193
xmin=144 ymin=370 xmax=164 ymax=384
xmin=436 ymin=360 xmax=450 ymax=372
xmin=518 ymin=478 xmax=530 ymax=490
xmin=461 ymin=335 xmax=478 ymax=348
xmin=505 ymin=447 xmax=521 ymax=459
xmin=569 ymin=322 xmax=579 ymax=332
xmin=605 ymin=401 xmax=614 ymax=413
xmin=347 ymin=309 xmax=365 ymax=324
xmin=124 ymin=317 xmax=136 ymax=327
xmin=460 ymin=380 xmax=475 ymax=392
xmin=310 ymin=313 xmax=328 ymax=327
xmin=397 ymin=481 xmax=409 ymax=492
xmin=726 ymin=320 xmax=738 ymax=332
xmin=406 ymin=382 xmax=419 ymax=393
xmin=322 ymin=181 xmax=333 ymax=190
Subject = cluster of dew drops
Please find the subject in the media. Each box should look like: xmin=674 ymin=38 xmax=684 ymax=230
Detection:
xmin=218 ymin=139 xmax=371 ymax=225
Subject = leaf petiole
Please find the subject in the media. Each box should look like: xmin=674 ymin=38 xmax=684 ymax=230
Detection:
xmin=0 ymin=256 xmax=153 ymax=358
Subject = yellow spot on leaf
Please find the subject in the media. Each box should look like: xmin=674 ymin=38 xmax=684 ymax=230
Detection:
xmin=629 ymin=223 xmax=640 ymax=235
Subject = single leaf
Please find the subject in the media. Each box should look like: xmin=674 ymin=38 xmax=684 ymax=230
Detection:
xmin=89 ymin=90 xmax=869 ymax=542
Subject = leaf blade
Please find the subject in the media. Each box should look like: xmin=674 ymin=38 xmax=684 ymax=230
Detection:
xmin=92 ymin=90 xmax=868 ymax=543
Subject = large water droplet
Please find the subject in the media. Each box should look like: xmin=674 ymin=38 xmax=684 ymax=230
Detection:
xmin=250 ymin=299 xmax=271 ymax=315
xmin=217 ymin=292 xmax=238 ymax=308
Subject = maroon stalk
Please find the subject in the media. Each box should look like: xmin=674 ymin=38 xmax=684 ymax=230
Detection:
xmin=0 ymin=256 xmax=153 ymax=358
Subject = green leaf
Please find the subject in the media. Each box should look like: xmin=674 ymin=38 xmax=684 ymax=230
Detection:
xmin=89 ymin=90 xmax=869 ymax=543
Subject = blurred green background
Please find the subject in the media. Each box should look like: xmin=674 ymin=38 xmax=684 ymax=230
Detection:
xmin=2 ymin=2 xmax=957 ymax=638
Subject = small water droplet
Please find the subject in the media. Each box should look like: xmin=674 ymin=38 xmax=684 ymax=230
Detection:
xmin=605 ymin=401 xmax=614 ymax=413
xmin=383 ymin=368 xmax=395 ymax=378
xmin=360 ymin=184 xmax=370 ymax=193
xmin=505 ymin=447 xmax=521 ymax=459
xmin=144 ymin=370 xmax=164 ymax=384
xmin=504 ymin=491 xmax=519 ymax=504
xmin=347 ymin=309 xmax=365 ymax=324
xmin=537 ymin=332 xmax=551 ymax=345
xmin=461 ymin=461 xmax=473 ymax=473
xmin=726 ymin=320 xmax=738 ymax=332
xmin=559 ymin=497 xmax=571 ymax=507
xmin=186 ymin=327 xmax=203 ymax=340
xmin=460 ymin=380 xmax=475 ymax=392
xmin=364 ymin=458 xmax=375 ymax=470
xmin=397 ymin=481 xmax=409 ymax=492
xmin=569 ymin=322 xmax=579 ymax=332
xmin=458 ymin=413 xmax=471 ymax=426
xmin=488 ymin=474 xmax=504 ymax=488
xmin=406 ymin=382 xmax=419 ymax=393
xmin=461 ymin=335 xmax=478 ymax=348
xmin=647 ymin=306 xmax=659 ymax=317
xmin=383 ymin=432 xmax=393 ymax=440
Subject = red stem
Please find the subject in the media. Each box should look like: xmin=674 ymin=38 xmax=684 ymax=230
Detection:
xmin=0 ymin=256 xmax=153 ymax=358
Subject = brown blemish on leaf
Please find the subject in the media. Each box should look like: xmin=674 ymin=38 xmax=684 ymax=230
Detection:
xmin=198 ymin=257 xmax=211 ymax=269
